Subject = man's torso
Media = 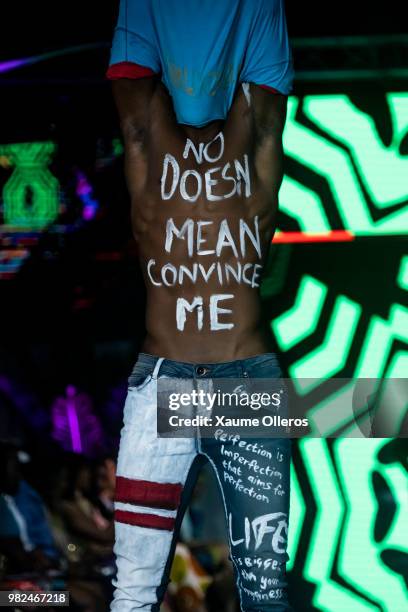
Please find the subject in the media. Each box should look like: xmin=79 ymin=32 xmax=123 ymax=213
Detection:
xmin=128 ymin=85 xmax=278 ymax=362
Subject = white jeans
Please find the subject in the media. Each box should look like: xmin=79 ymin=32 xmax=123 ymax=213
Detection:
xmin=111 ymin=354 xmax=292 ymax=612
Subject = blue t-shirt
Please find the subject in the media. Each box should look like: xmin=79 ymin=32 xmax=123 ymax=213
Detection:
xmin=109 ymin=0 xmax=294 ymax=126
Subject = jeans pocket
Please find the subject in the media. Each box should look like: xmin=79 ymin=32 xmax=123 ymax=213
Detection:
xmin=127 ymin=363 xmax=153 ymax=391
xmin=245 ymin=354 xmax=282 ymax=379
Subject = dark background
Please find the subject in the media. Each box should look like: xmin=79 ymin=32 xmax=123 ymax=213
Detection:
xmin=1 ymin=1 xmax=406 ymax=57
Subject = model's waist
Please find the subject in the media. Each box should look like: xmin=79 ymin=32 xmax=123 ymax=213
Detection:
xmin=131 ymin=350 xmax=281 ymax=381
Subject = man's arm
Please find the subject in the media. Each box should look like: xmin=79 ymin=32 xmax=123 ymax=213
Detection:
xmin=112 ymin=78 xmax=158 ymax=197
xmin=251 ymin=86 xmax=288 ymax=202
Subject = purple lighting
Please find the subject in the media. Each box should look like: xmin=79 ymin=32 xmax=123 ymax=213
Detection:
xmin=75 ymin=170 xmax=99 ymax=221
xmin=0 ymin=58 xmax=28 ymax=74
xmin=66 ymin=384 xmax=82 ymax=453
xmin=0 ymin=43 xmax=108 ymax=75
xmin=51 ymin=385 xmax=105 ymax=456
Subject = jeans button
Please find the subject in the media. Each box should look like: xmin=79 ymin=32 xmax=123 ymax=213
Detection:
xmin=197 ymin=366 xmax=206 ymax=376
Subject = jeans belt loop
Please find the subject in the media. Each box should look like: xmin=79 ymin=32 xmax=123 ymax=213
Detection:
xmin=151 ymin=357 xmax=165 ymax=380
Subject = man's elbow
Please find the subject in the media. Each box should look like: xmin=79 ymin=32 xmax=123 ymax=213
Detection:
xmin=120 ymin=120 xmax=147 ymax=147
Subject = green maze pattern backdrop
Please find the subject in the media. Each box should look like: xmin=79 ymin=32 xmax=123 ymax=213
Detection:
xmin=0 ymin=91 xmax=407 ymax=611
xmin=0 ymin=142 xmax=58 ymax=228
xmin=263 ymin=92 xmax=408 ymax=611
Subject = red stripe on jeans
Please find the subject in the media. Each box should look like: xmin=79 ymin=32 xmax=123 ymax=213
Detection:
xmin=115 ymin=476 xmax=182 ymax=510
xmin=115 ymin=509 xmax=175 ymax=531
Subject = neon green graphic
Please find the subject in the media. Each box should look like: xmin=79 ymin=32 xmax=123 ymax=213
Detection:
xmin=281 ymin=94 xmax=408 ymax=234
xmin=287 ymin=464 xmax=305 ymax=572
xmin=0 ymin=141 xmax=59 ymax=228
xmin=304 ymin=94 xmax=408 ymax=208
xmin=387 ymin=350 xmax=408 ymax=379
xmin=397 ymin=255 xmax=408 ymax=290
xmin=354 ymin=303 xmax=408 ymax=378
xmin=290 ymin=296 xmax=362 ymax=392
xmin=272 ymin=275 xmax=327 ymax=350
xmin=299 ymin=439 xmax=372 ymax=611
xmin=268 ymin=93 xmax=408 ymax=426
xmin=270 ymin=92 xmax=408 ymax=611
xmin=279 ymin=177 xmax=331 ymax=232
xmin=112 ymin=137 xmax=124 ymax=157
xmin=334 ymin=439 xmax=407 ymax=609
xmin=289 ymin=440 xmax=408 ymax=611
xmin=271 ymin=274 xmax=408 ymax=432
xmin=307 ymin=380 xmax=360 ymax=437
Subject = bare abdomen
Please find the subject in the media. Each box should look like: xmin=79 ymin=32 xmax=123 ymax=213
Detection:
xmin=137 ymin=211 xmax=273 ymax=362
